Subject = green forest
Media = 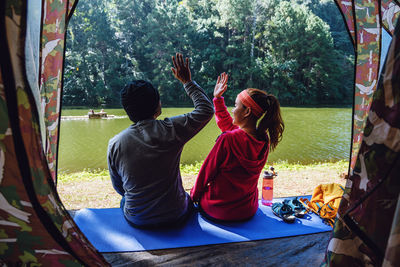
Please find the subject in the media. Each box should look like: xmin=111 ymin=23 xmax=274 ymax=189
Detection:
xmin=64 ymin=0 xmax=354 ymax=107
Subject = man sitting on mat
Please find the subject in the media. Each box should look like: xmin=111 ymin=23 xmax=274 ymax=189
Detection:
xmin=107 ymin=53 xmax=214 ymax=228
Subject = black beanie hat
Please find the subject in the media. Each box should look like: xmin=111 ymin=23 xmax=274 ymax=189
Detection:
xmin=120 ymin=80 xmax=160 ymax=122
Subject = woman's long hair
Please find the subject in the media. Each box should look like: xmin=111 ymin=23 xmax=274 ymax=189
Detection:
xmin=247 ymin=88 xmax=284 ymax=151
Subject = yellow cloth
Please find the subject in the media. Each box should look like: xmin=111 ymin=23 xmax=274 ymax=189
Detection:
xmin=300 ymin=183 xmax=344 ymax=227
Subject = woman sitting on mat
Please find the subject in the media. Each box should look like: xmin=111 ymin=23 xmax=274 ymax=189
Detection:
xmin=190 ymin=72 xmax=284 ymax=222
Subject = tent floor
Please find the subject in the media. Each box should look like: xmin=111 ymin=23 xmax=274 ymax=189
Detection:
xmin=101 ymin=231 xmax=331 ymax=266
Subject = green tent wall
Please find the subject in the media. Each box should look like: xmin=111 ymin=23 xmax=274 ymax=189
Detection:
xmin=0 ymin=0 xmax=399 ymax=265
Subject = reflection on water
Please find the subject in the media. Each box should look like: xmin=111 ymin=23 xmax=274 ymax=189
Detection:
xmin=61 ymin=115 xmax=128 ymax=120
xmin=58 ymin=107 xmax=351 ymax=173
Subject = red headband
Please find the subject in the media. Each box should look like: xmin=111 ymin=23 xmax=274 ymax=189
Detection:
xmin=238 ymin=90 xmax=264 ymax=118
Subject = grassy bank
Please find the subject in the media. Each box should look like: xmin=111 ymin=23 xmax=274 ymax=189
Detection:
xmin=57 ymin=160 xmax=348 ymax=210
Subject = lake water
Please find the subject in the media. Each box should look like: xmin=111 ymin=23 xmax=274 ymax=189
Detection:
xmin=58 ymin=107 xmax=351 ymax=173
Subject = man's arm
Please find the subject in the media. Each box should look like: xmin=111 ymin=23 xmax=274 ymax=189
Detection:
xmin=169 ymin=53 xmax=214 ymax=143
xmin=107 ymin=142 xmax=125 ymax=196
xmin=172 ymin=81 xmax=214 ymax=143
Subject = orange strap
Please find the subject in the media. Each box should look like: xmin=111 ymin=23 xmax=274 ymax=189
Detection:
xmin=299 ymin=197 xmax=342 ymax=227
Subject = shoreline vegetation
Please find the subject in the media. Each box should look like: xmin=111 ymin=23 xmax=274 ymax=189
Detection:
xmin=58 ymin=160 xmax=348 ymax=210
xmin=61 ymin=103 xmax=353 ymax=109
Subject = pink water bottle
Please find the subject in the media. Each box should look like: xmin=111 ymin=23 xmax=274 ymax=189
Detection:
xmin=262 ymin=167 xmax=276 ymax=206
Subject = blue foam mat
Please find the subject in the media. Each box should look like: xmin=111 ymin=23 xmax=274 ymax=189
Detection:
xmin=74 ymin=197 xmax=331 ymax=252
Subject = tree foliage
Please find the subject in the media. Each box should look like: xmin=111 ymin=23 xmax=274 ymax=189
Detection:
xmin=64 ymin=0 xmax=354 ymax=107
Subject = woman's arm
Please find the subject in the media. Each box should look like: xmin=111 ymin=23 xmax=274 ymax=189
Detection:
xmin=213 ymin=73 xmax=237 ymax=132
xmin=214 ymin=97 xmax=237 ymax=132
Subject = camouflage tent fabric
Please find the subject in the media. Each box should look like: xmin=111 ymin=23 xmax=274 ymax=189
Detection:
xmin=0 ymin=0 xmax=108 ymax=265
xmin=323 ymin=16 xmax=400 ymax=267
xmin=1 ymin=0 xmax=399 ymax=265
xmin=335 ymin=0 xmax=400 ymax=172
xmin=384 ymin=194 xmax=400 ymax=266
xmin=39 ymin=0 xmax=74 ymax=180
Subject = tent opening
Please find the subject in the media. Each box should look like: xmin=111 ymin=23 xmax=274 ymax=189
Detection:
xmin=58 ymin=0 xmax=355 ymax=210
xmin=1 ymin=0 xmax=399 ymax=265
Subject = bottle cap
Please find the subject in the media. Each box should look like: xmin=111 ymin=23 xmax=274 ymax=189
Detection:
xmin=264 ymin=166 xmax=277 ymax=179
xmin=270 ymin=166 xmax=275 ymax=172
xmin=263 ymin=170 xmax=274 ymax=179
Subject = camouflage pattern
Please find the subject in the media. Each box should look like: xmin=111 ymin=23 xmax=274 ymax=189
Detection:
xmin=323 ymin=15 xmax=400 ymax=267
xmin=348 ymin=0 xmax=380 ymax=172
xmin=40 ymin=0 xmax=77 ymax=180
xmin=383 ymin=195 xmax=400 ymax=267
xmin=335 ymin=0 xmax=400 ymax=45
xmin=0 ymin=0 xmax=108 ymax=265
xmin=381 ymin=0 xmax=400 ymax=34
xmin=68 ymin=0 xmax=77 ymax=17
xmin=335 ymin=0 xmax=400 ymax=172
xmin=335 ymin=0 xmax=356 ymax=45
xmin=1 ymin=0 xmax=398 ymax=265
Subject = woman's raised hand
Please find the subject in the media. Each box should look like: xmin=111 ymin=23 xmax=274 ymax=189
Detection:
xmin=171 ymin=53 xmax=192 ymax=84
xmin=213 ymin=72 xmax=228 ymax=98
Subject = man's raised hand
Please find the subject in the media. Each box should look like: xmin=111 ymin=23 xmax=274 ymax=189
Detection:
xmin=213 ymin=72 xmax=228 ymax=98
xmin=171 ymin=53 xmax=192 ymax=84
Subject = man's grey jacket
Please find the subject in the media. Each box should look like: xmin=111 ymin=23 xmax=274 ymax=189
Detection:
xmin=108 ymin=81 xmax=214 ymax=226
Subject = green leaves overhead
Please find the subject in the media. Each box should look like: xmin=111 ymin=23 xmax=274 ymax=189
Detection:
xmin=64 ymin=0 xmax=353 ymax=107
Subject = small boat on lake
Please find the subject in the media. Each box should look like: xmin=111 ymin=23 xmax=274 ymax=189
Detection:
xmin=88 ymin=109 xmax=107 ymax=119
xmin=61 ymin=114 xmax=117 ymax=120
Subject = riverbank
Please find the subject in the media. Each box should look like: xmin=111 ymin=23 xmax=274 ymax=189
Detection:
xmin=57 ymin=160 xmax=348 ymax=210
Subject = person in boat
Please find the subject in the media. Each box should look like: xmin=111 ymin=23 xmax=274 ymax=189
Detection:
xmin=107 ymin=53 xmax=214 ymax=228
xmin=191 ymin=72 xmax=284 ymax=222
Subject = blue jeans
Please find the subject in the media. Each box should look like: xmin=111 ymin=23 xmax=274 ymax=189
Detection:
xmin=120 ymin=195 xmax=194 ymax=229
